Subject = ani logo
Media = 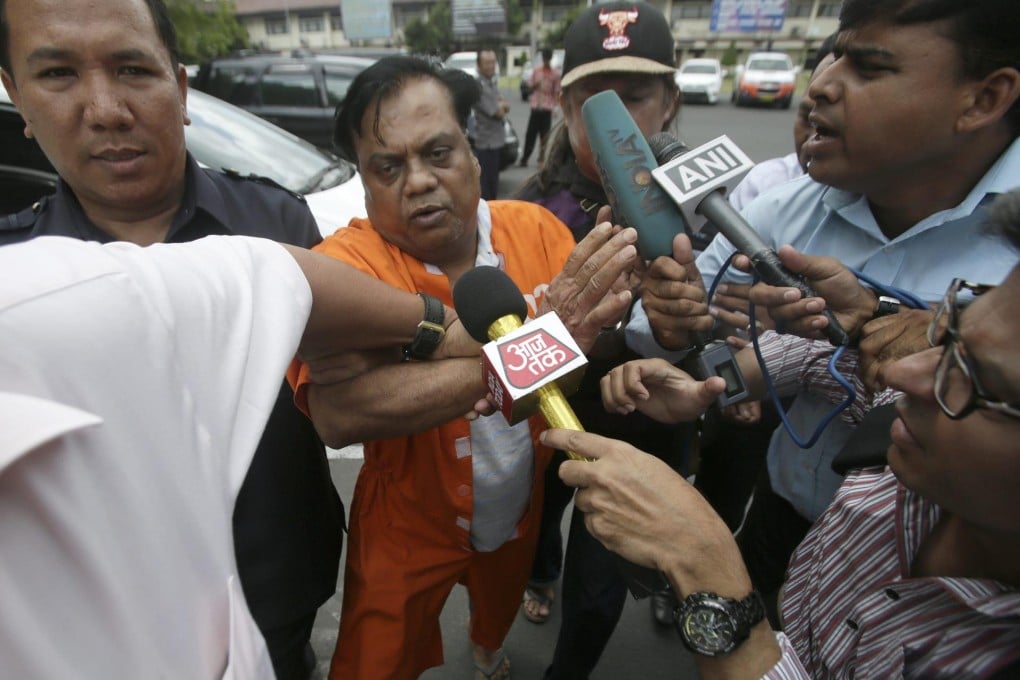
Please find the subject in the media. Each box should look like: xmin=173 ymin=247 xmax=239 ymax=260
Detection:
xmin=597 ymin=7 xmax=639 ymax=51
xmin=498 ymin=329 xmax=579 ymax=389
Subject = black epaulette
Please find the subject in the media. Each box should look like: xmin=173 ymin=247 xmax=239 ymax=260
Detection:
xmin=219 ymin=168 xmax=307 ymax=203
xmin=1 ymin=195 xmax=49 ymax=232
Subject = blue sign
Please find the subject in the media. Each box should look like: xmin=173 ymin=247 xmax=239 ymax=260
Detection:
xmin=342 ymin=0 xmax=393 ymax=40
xmin=710 ymin=0 xmax=786 ymax=33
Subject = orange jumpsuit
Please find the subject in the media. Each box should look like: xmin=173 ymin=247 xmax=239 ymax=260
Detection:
xmin=289 ymin=200 xmax=577 ymax=679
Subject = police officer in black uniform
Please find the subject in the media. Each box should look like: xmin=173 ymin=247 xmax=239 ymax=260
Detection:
xmin=0 ymin=1 xmax=341 ymax=677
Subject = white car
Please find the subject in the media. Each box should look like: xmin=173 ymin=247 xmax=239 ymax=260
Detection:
xmin=0 ymin=87 xmax=366 ymax=237
xmin=675 ymin=58 xmax=723 ymax=105
xmin=732 ymin=52 xmax=798 ymax=109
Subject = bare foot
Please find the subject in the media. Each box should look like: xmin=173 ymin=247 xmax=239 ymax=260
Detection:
xmin=521 ymin=584 xmax=554 ymax=624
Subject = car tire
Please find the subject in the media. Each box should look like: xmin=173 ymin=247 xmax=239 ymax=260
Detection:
xmin=780 ymin=96 xmax=792 ymax=109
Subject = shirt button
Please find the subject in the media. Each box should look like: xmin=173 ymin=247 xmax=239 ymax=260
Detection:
xmin=845 ymin=618 xmax=859 ymax=630
xmin=457 ymin=484 xmax=471 ymax=497
xmin=885 ymin=588 xmax=901 ymax=600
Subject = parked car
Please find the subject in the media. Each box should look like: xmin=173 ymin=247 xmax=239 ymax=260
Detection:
xmin=675 ymin=58 xmax=724 ymax=105
xmin=0 ymin=87 xmax=366 ymax=237
xmin=444 ymin=51 xmax=481 ymax=79
xmin=520 ymin=48 xmax=564 ymax=101
xmin=191 ymin=53 xmax=377 ymax=150
xmin=732 ymin=52 xmax=797 ymax=108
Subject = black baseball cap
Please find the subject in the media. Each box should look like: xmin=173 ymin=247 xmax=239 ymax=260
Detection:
xmin=560 ymin=1 xmax=676 ymax=88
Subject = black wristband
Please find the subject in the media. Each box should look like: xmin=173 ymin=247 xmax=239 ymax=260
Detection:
xmin=403 ymin=293 xmax=445 ymax=361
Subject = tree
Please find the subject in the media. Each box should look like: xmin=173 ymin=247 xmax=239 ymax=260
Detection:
xmin=539 ymin=4 xmax=583 ymax=49
xmin=167 ymin=0 xmax=248 ymax=65
xmin=403 ymin=0 xmax=454 ymax=56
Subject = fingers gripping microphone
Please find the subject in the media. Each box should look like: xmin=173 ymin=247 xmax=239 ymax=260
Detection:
xmin=580 ymin=90 xmax=690 ymax=259
xmin=453 ymin=266 xmax=590 ymax=461
xmin=649 ymin=133 xmax=850 ymax=347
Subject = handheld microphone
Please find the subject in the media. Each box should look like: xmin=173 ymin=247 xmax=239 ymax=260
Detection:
xmin=580 ymin=90 xmax=688 ymax=259
xmin=453 ymin=266 xmax=589 ymax=461
xmin=580 ymin=92 xmax=749 ymax=406
xmin=650 ymin=133 xmax=850 ymax=347
xmin=455 ymin=265 xmax=671 ymax=599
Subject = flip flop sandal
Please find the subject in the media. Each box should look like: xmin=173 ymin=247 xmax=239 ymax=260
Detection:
xmin=521 ymin=586 xmax=554 ymax=624
xmin=474 ymin=648 xmax=510 ymax=680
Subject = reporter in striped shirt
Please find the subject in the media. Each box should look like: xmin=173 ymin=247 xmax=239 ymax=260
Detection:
xmin=542 ymin=191 xmax=1020 ymax=678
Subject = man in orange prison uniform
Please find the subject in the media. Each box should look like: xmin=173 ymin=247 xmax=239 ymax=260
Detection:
xmin=287 ymin=56 xmax=639 ymax=680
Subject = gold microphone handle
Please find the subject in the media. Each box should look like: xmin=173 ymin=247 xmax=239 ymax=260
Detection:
xmin=536 ymin=382 xmax=590 ymax=461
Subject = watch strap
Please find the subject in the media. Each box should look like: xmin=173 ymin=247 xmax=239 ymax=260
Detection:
xmin=403 ymin=293 xmax=445 ymax=360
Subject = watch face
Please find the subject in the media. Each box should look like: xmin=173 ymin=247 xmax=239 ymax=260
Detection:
xmin=681 ymin=601 xmax=737 ymax=655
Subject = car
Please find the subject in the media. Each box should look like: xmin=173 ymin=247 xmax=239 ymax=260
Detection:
xmin=191 ymin=53 xmax=377 ymax=150
xmin=0 ymin=87 xmax=366 ymax=237
xmin=732 ymin=52 xmax=797 ymax=108
xmin=520 ymin=48 xmax=564 ymax=101
xmin=444 ymin=51 xmax=482 ymax=79
xmin=675 ymin=58 xmax=723 ymax=105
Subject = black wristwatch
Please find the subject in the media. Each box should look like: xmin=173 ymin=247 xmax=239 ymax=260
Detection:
xmin=674 ymin=590 xmax=766 ymax=657
xmin=403 ymin=293 xmax=445 ymax=361
xmin=872 ymin=295 xmax=901 ymax=319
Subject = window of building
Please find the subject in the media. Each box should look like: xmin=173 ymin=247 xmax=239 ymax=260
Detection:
xmin=265 ymin=17 xmax=288 ymax=35
xmin=330 ymin=14 xmax=343 ymax=31
xmin=299 ymin=16 xmax=324 ymax=33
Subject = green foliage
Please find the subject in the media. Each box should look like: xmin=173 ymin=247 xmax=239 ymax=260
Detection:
xmin=720 ymin=41 xmax=739 ymax=67
xmin=403 ymin=0 xmax=454 ymax=56
xmin=540 ymin=4 xmax=583 ymax=48
xmin=167 ymin=0 xmax=248 ymax=64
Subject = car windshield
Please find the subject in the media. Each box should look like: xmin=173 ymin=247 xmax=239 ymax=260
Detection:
xmin=748 ymin=58 xmax=791 ymax=71
xmin=682 ymin=63 xmax=719 ymax=74
xmin=445 ymin=55 xmax=476 ymax=70
xmin=185 ymin=90 xmax=354 ymax=193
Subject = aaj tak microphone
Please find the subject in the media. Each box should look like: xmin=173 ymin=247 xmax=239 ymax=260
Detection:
xmin=452 ymin=266 xmax=590 ymax=461
xmin=649 ymin=132 xmax=850 ymax=347
xmin=580 ymin=90 xmax=688 ymax=259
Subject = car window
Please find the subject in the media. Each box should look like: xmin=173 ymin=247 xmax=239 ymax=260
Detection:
xmin=202 ymin=66 xmax=258 ymax=106
xmin=323 ymin=69 xmax=355 ymax=106
xmin=682 ymin=63 xmax=719 ymax=74
xmin=259 ymin=68 xmax=320 ymax=107
xmin=748 ymin=58 xmax=792 ymax=71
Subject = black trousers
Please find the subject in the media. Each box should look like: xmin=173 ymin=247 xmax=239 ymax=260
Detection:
xmin=475 ymin=147 xmax=502 ymax=200
xmin=521 ymin=108 xmax=553 ymax=164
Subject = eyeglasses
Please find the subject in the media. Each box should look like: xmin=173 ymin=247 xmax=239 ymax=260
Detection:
xmin=926 ymin=278 xmax=1020 ymax=420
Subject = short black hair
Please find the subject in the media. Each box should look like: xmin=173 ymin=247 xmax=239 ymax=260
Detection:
xmin=541 ymin=48 xmax=553 ymax=65
xmin=838 ymin=0 xmax=1019 ymax=134
xmin=332 ymin=55 xmax=481 ymax=165
xmin=0 ymin=0 xmax=181 ymax=78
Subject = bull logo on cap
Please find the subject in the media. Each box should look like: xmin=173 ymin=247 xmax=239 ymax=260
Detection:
xmin=598 ymin=7 xmax=639 ymax=51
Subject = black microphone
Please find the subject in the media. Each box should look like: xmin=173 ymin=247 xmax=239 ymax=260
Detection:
xmin=649 ymin=133 xmax=850 ymax=346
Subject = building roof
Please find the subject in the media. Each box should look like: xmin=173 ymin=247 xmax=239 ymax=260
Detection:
xmin=234 ymin=0 xmax=334 ymax=15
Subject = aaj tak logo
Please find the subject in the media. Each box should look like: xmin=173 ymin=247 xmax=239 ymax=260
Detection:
xmin=598 ymin=7 xmax=639 ymax=50
xmin=497 ymin=328 xmax=579 ymax=389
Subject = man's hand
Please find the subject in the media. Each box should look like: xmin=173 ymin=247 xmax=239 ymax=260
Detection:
xmin=641 ymin=233 xmax=714 ymax=350
xmin=737 ymin=245 xmax=877 ymax=340
xmin=600 ymin=358 xmax=724 ymax=423
xmin=547 ymin=429 xmax=750 ymax=594
xmin=304 ymin=347 xmax=401 ymax=385
xmin=542 ymin=221 xmax=638 ymax=353
xmin=858 ymin=308 xmax=934 ymax=391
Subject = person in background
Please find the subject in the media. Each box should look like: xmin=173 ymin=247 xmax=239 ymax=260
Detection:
xmin=0 ymin=0 xmax=345 ymax=676
xmin=287 ymin=55 xmax=638 ymax=680
xmin=518 ymin=47 xmax=561 ymax=168
xmin=625 ymin=0 xmax=1020 ymax=628
xmin=514 ymin=0 xmax=696 ymax=672
xmin=573 ymin=187 xmax=1020 ymax=678
xmin=0 ymin=234 xmax=480 ymax=678
xmin=473 ymin=48 xmax=509 ymax=200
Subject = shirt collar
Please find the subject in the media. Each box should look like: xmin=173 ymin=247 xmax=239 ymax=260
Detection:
xmin=421 ymin=200 xmax=498 ymax=275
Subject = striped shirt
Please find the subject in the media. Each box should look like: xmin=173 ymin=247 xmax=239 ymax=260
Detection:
xmin=764 ymin=468 xmax=1020 ymax=678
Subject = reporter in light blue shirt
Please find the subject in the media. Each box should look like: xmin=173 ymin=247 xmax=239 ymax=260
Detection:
xmin=627 ymin=137 xmax=1020 ymax=521
xmin=628 ymin=138 xmax=1020 ymax=521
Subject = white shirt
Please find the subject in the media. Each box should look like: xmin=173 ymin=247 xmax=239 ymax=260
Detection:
xmin=0 ymin=236 xmax=312 ymax=678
